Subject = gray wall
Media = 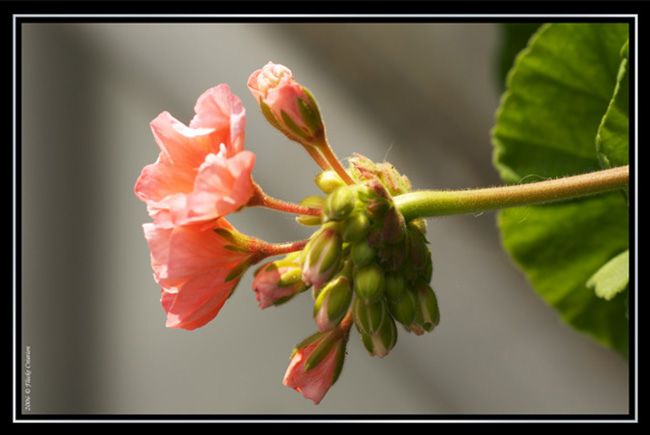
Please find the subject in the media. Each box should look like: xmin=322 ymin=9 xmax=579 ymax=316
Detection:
xmin=21 ymin=23 xmax=628 ymax=414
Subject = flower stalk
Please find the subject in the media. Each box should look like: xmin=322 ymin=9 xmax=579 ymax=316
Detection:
xmin=394 ymin=165 xmax=629 ymax=221
xmin=249 ymin=183 xmax=322 ymax=216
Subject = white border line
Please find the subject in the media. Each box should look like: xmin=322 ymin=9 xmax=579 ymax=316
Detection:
xmin=13 ymin=14 xmax=638 ymax=18
xmin=13 ymin=13 xmax=638 ymax=424
xmin=13 ymin=12 xmax=17 ymax=424
xmin=633 ymin=13 xmax=639 ymax=423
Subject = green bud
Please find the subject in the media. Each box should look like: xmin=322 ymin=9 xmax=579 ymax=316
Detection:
xmin=313 ymin=275 xmax=353 ymax=331
xmin=409 ymin=218 xmax=427 ymax=236
xmin=353 ymin=297 xmax=387 ymax=335
xmin=355 ymin=184 xmax=373 ymax=202
xmin=315 ymin=170 xmax=345 ymax=194
xmin=404 ymin=226 xmax=432 ymax=282
xmin=325 ymin=186 xmax=357 ymax=221
xmin=360 ymin=314 xmax=397 ymax=358
xmin=388 ymin=291 xmax=416 ymax=326
xmin=353 ymin=264 xmax=385 ymax=302
xmin=302 ymin=227 xmax=343 ymax=288
xmin=351 ymin=240 xmax=375 ymax=267
xmin=342 ymin=212 xmax=370 ymax=242
xmin=405 ymin=283 xmax=440 ymax=334
xmin=385 ymin=273 xmax=407 ymax=302
xmin=296 ymin=195 xmax=324 ymax=226
xmin=278 ymin=267 xmax=304 ymax=287
xmin=417 ymin=284 xmax=440 ymax=332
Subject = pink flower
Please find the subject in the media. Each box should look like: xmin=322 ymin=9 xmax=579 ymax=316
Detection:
xmin=248 ymin=62 xmax=324 ymax=143
xmin=135 ymin=84 xmax=255 ymax=228
xmin=253 ymin=257 xmax=307 ymax=309
xmin=143 ymin=219 xmax=251 ymax=330
xmin=283 ymin=331 xmax=346 ymax=404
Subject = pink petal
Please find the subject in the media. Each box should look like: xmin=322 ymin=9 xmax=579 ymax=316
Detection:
xmin=143 ymin=220 xmax=245 ymax=285
xmin=190 ymin=84 xmax=246 ymax=156
xmin=150 ymin=111 xmax=217 ymax=171
xmin=164 ymin=223 xmax=246 ymax=282
xmin=184 ymin=150 xmax=255 ymax=224
xmin=164 ymin=271 xmax=239 ymax=330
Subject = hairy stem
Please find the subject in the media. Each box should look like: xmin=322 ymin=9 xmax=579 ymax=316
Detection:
xmin=249 ymin=183 xmax=322 ymax=216
xmin=394 ymin=165 xmax=629 ymax=221
xmin=254 ymin=239 xmax=310 ymax=256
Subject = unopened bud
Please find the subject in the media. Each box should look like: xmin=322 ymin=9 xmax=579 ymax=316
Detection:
xmin=315 ymin=170 xmax=345 ymax=194
xmin=313 ymin=275 xmax=353 ymax=331
xmin=302 ymin=226 xmax=343 ymax=288
xmin=416 ymin=284 xmax=440 ymax=332
xmin=351 ymin=240 xmax=375 ymax=267
xmin=342 ymin=212 xmax=370 ymax=243
xmin=405 ymin=283 xmax=440 ymax=334
xmin=284 ymin=329 xmax=347 ymax=404
xmin=353 ymin=264 xmax=385 ymax=302
xmin=296 ymin=195 xmax=324 ymax=226
xmin=353 ymin=297 xmax=388 ymax=335
xmin=381 ymin=206 xmax=406 ymax=245
xmin=385 ymin=273 xmax=407 ymax=302
xmin=325 ymin=186 xmax=356 ymax=221
xmin=248 ymin=62 xmax=325 ymax=145
xmin=253 ymin=258 xmax=308 ymax=309
xmin=388 ymin=290 xmax=417 ymax=326
xmin=360 ymin=314 xmax=397 ymax=358
xmin=409 ymin=218 xmax=427 ymax=236
xmin=404 ymin=226 xmax=432 ymax=282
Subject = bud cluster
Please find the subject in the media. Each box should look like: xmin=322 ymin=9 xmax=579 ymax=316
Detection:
xmin=291 ymin=157 xmax=440 ymax=360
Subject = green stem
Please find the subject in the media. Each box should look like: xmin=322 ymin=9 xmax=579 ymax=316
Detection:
xmin=394 ymin=165 xmax=629 ymax=221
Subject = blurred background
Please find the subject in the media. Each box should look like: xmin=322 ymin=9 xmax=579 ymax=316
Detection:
xmin=21 ymin=23 xmax=628 ymax=415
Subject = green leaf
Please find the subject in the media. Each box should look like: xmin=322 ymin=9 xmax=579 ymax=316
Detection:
xmin=492 ymin=23 xmax=629 ymax=356
xmin=493 ymin=23 xmax=628 ymax=183
xmin=596 ymin=40 xmax=629 ymax=168
xmin=587 ymin=250 xmax=629 ymax=301
xmin=499 ymin=196 xmax=628 ymax=357
xmin=496 ymin=23 xmax=542 ymax=88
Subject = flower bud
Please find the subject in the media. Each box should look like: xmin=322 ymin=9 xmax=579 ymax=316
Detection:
xmin=296 ymin=195 xmax=324 ymax=226
xmin=248 ymin=62 xmax=325 ymax=145
xmin=360 ymin=313 xmax=397 ymax=358
xmin=350 ymin=240 xmax=375 ymax=267
xmin=404 ymin=226 xmax=432 ymax=282
xmin=388 ymin=290 xmax=417 ymax=326
xmin=324 ymin=186 xmax=356 ymax=221
xmin=416 ymin=283 xmax=440 ymax=332
xmin=384 ymin=273 xmax=407 ymax=302
xmin=353 ymin=297 xmax=388 ymax=335
xmin=253 ymin=257 xmax=308 ymax=309
xmin=381 ymin=206 xmax=406 ymax=245
xmin=283 ymin=329 xmax=347 ymax=404
xmin=313 ymin=275 xmax=353 ymax=331
xmin=302 ymin=226 xmax=343 ymax=288
xmin=405 ymin=283 xmax=440 ymax=334
xmin=342 ymin=212 xmax=370 ymax=243
xmin=353 ymin=263 xmax=385 ymax=302
xmin=315 ymin=170 xmax=345 ymax=194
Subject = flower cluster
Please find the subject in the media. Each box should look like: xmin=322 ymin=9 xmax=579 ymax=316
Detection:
xmin=135 ymin=62 xmax=439 ymax=405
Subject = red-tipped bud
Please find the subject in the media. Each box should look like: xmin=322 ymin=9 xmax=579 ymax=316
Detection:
xmin=302 ymin=225 xmax=343 ymax=289
xmin=248 ymin=62 xmax=325 ymax=146
xmin=252 ymin=255 xmax=308 ymax=309
xmin=283 ymin=329 xmax=347 ymax=404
